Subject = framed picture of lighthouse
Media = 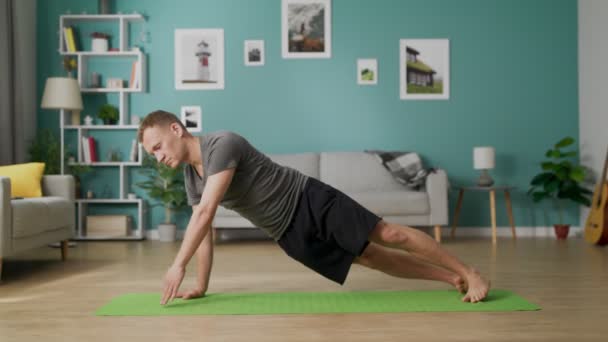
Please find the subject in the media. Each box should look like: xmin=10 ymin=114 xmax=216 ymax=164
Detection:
xmin=282 ymin=0 xmax=332 ymax=59
xmin=400 ymin=39 xmax=450 ymax=100
xmin=175 ymin=29 xmax=225 ymax=90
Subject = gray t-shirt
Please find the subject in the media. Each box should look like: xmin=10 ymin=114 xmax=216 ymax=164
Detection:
xmin=184 ymin=131 xmax=308 ymax=240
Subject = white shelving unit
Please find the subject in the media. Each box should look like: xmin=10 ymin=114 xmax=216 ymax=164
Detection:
xmin=58 ymin=13 xmax=147 ymax=241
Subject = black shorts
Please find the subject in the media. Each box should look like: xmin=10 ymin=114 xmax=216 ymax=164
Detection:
xmin=278 ymin=177 xmax=383 ymax=285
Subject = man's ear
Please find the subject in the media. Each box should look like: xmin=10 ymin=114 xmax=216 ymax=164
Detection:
xmin=170 ymin=122 xmax=184 ymax=137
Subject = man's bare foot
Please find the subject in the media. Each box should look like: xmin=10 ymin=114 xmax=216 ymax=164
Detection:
xmin=450 ymin=274 xmax=467 ymax=294
xmin=462 ymin=268 xmax=490 ymax=303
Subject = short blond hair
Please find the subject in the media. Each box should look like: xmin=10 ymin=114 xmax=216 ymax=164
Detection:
xmin=137 ymin=110 xmax=189 ymax=143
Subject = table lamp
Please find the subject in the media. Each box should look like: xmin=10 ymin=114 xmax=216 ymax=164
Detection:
xmin=474 ymin=146 xmax=495 ymax=187
xmin=41 ymin=77 xmax=83 ymax=173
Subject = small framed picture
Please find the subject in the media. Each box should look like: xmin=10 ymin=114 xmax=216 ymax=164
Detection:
xmin=282 ymin=0 xmax=332 ymax=59
xmin=244 ymin=40 xmax=265 ymax=66
xmin=400 ymin=39 xmax=450 ymax=100
xmin=180 ymin=106 xmax=202 ymax=133
xmin=357 ymin=59 xmax=377 ymax=85
xmin=175 ymin=29 xmax=225 ymax=90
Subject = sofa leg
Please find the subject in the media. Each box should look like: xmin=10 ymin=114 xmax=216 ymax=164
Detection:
xmin=60 ymin=240 xmax=68 ymax=261
xmin=0 ymin=257 xmax=3 ymax=281
xmin=434 ymin=225 xmax=442 ymax=243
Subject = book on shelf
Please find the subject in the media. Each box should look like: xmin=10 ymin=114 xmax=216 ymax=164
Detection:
xmin=81 ymin=136 xmax=98 ymax=163
xmin=62 ymin=26 xmax=79 ymax=52
xmin=129 ymin=60 xmax=140 ymax=89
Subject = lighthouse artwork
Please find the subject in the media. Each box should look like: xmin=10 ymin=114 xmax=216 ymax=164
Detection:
xmin=175 ymin=29 xmax=225 ymax=90
xmin=196 ymin=40 xmax=211 ymax=82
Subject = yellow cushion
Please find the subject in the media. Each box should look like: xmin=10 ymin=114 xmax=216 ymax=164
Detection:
xmin=0 ymin=162 xmax=46 ymax=198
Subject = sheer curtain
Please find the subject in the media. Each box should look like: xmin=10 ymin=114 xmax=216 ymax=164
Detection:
xmin=0 ymin=0 xmax=37 ymax=165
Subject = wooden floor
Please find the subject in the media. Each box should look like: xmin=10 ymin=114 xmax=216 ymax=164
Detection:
xmin=1 ymin=236 xmax=607 ymax=341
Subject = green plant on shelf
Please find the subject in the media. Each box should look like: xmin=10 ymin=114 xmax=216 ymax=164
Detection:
xmin=98 ymin=104 xmax=119 ymax=125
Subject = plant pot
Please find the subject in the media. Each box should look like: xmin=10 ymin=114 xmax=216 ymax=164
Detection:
xmin=554 ymin=224 xmax=570 ymax=240
xmin=91 ymin=38 xmax=109 ymax=52
xmin=158 ymin=223 xmax=177 ymax=242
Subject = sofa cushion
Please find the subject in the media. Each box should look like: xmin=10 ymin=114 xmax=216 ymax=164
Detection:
xmin=349 ymin=191 xmax=430 ymax=216
xmin=269 ymin=153 xmax=320 ymax=179
xmin=320 ymin=152 xmax=406 ymax=193
xmin=11 ymin=197 xmax=73 ymax=238
xmin=0 ymin=162 xmax=45 ymax=198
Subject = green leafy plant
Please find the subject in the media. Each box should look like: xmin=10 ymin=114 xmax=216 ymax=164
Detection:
xmin=136 ymin=153 xmax=188 ymax=224
xmin=98 ymin=104 xmax=119 ymax=125
xmin=527 ymin=136 xmax=593 ymax=224
xmin=27 ymin=128 xmax=60 ymax=174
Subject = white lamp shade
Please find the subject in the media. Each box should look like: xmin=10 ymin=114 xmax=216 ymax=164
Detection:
xmin=41 ymin=77 xmax=83 ymax=110
xmin=473 ymin=146 xmax=495 ymax=170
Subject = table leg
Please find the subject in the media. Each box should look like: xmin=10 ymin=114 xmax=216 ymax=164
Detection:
xmin=451 ymin=189 xmax=465 ymax=238
xmin=504 ymin=189 xmax=516 ymax=239
xmin=490 ymin=190 xmax=497 ymax=244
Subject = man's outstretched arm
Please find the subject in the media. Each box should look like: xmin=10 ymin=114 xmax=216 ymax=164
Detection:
xmin=175 ymin=205 xmax=214 ymax=299
xmin=161 ymin=168 xmax=235 ymax=305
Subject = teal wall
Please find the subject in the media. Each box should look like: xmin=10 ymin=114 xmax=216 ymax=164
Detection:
xmin=37 ymin=0 xmax=580 ymax=231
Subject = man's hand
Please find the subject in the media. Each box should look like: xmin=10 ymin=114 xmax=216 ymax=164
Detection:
xmin=176 ymin=287 xmax=206 ymax=300
xmin=160 ymin=265 xmax=186 ymax=305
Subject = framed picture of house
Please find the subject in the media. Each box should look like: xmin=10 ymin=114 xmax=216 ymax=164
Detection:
xmin=175 ymin=29 xmax=224 ymax=90
xmin=282 ymin=0 xmax=331 ymax=59
xmin=357 ymin=59 xmax=378 ymax=85
xmin=244 ymin=40 xmax=265 ymax=66
xmin=400 ymin=39 xmax=449 ymax=100
xmin=180 ymin=106 xmax=202 ymax=133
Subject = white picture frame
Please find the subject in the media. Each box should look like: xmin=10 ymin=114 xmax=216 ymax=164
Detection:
xmin=244 ymin=40 xmax=265 ymax=66
xmin=357 ymin=58 xmax=378 ymax=85
xmin=282 ymin=0 xmax=332 ymax=59
xmin=175 ymin=29 xmax=224 ymax=90
xmin=180 ymin=106 xmax=202 ymax=133
xmin=400 ymin=39 xmax=450 ymax=100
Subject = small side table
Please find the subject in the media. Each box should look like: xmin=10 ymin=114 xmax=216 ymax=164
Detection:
xmin=451 ymin=185 xmax=517 ymax=244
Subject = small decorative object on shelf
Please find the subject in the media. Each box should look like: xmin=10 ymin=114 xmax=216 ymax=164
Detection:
xmin=86 ymin=190 xmax=94 ymax=199
xmin=91 ymin=32 xmax=110 ymax=52
xmin=106 ymin=78 xmax=123 ymax=89
xmin=107 ymin=148 xmax=123 ymax=161
xmin=84 ymin=115 xmax=94 ymax=126
xmin=131 ymin=115 xmax=141 ymax=125
xmin=89 ymin=72 xmax=100 ymax=88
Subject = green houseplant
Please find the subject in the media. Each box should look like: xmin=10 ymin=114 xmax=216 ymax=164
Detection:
xmin=527 ymin=136 xmax=593 ymax=239
xmin=136 ymin=153 xmax=188 ymax=241
xmin=98 ymin=104 xmax=119 ymax=125
xmin=27 ymin=129 xmax=91 ymax=197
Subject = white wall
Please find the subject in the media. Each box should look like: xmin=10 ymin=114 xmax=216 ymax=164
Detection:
xmin=578 ymin=0 xmax=608 ymax=225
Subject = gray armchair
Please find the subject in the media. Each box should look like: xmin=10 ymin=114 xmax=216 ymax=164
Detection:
xmin=0 ymin=175 xmax=75 ymax=280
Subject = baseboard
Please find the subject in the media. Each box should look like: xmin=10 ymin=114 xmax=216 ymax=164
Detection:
xmin=430 ymin=226 xmax=583 ymax=238
xmin=145 ymin=226 xmax=583 ymax=240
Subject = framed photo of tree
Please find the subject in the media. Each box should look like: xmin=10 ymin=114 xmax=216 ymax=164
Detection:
xmin=282 ymin=0 xmax=331 ymax=59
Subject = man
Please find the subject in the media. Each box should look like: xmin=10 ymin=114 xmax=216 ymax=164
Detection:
xmin=137 ymin=110 xmax=490 ymax=306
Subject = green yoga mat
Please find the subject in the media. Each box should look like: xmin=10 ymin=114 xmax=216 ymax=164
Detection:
xmin=96 ymin=289 xmax=539 ymax=316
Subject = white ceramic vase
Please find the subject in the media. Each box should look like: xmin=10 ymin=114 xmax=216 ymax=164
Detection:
xmin=91 ymin=38 xmax=108 ymax=52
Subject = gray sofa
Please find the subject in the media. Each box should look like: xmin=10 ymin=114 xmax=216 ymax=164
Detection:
xmin=0 ymin=175 xmax=75 ymax=280
xmin=213 ymin=152 xmax=449 ymax=242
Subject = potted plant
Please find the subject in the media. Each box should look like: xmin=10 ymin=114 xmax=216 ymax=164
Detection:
xmin=98 ymin=104 xmax=119 ymax=125
xmin=27 ymin=129 xmax=60 ymax=175
xmin=65 ymin=147 xmax=92 ymax=198
xmin=527 ymin=137 xmax=593 ymax=239
xmin=136 ymin=154 xmax=188 ymax=241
